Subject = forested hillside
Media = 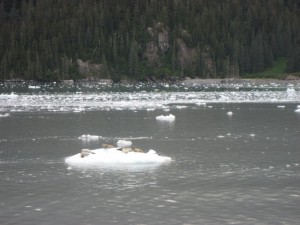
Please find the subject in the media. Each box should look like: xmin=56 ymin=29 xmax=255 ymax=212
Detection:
xmin=1 ymin=0 xmax=300 ymax=81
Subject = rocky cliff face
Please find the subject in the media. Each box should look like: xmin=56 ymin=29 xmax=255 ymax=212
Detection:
xmin=144 ymin=22 xmax=170 ymax=67
xmin=75 ymin=22 xmax=234 ymax=81
xmin=76 ymin=59 xmax=105 ymax=80
xmin=176 ymin=38 xmax=196 ymax=69
xmin=143 ymin=22 xmax=216 ymax=78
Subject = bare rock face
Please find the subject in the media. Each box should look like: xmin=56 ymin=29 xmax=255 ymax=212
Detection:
xmin=144 ymin=22 xmax=170 ymax=66
xmin=76 ymin=59 xmax=103 ymax=80
xmin=177 ymin=38 xmax=196 ymax=68
xmin=77 ymin=59 xmax=101 ymax=74
xmin=158 ymin=29 xmax=169 ymax=53
xmin=284 ymin=75 xmax=300 ymax=80
xmin=144 ymin=41 xmax=160 ymax=66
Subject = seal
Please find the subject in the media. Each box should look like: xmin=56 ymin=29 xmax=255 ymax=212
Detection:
xmin=117 ymin=147 xmax=144 ymax=153
xmin=102 ymin=144 xmax=115 ymax=148
xmin=80 ymin=149 xmax=95 ymax=158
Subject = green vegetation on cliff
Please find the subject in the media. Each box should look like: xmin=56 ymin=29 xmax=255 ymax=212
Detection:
xmin=1 ymin=0 xmax=300 ymax=81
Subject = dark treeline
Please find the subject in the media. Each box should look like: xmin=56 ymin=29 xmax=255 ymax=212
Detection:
xmin=1 ymin=0 xmax=300 ymax=81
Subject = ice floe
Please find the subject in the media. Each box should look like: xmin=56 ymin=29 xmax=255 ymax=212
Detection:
xmin=227 ymin=111 xmax=233 ymax=116
xmin=65 ymin=148 xmax=171 ymax=166
xmin=156 ymin=114 xmax=175 ymax=122
xmin=277 ymin=105 xmax=285 ymax=108
xmin=117 ymin=140 xmax=132 ymax=147
xmin=0 ymin=113 xmax=10 ymax=117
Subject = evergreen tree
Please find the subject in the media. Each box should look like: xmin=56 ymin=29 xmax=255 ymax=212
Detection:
xmin=0 ymin=0 xmax=299 ymax=80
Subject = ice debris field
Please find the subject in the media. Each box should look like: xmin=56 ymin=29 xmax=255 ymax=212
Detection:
xmin=65 ymin=140 xmax=172 ymax=167
xmin=0 ymin=81 xmax=300 ymax=113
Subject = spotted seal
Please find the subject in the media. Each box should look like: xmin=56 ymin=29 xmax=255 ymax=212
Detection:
xmin=102 ymin=144 xmax=115 ymax=148
xmin=80 ymin=149 xmax=95 ymax=158
xmin=117 ymin=147 xmax=144 ymax=153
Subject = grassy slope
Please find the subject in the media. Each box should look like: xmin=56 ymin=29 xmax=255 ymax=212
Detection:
xmin=242 ymin=58 xmax=288 ymax=79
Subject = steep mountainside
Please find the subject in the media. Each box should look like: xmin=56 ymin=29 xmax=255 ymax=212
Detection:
xmin=1 ymin=0 xmax=300 ymax=81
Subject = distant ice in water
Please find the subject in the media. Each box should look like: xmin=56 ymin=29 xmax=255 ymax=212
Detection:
xmin=78 ymin=134 xmax=100 ymax=141
xmin=0 ymin=81 xmax=299 ymax=112
xmin=28 ymin=85 xmax=40 ymax=89
xmin=195 ymin=102 xmax=207 ymax=106
xmin=156 ymin=114 xmax=175 ymax=121
xmin=227 ymin=111 xmax=233 ymax=116
xmin=287 ymin=87 xmax=296 ymax=96
xmin=0 ymin=113 xmax=10 ymax=117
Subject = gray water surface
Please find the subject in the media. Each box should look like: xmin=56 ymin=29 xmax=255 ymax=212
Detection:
xmin=1 ymin=103 xmax=300 ymax=225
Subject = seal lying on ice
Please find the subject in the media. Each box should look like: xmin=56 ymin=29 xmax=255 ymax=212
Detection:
xmin=80 ymin=149 xmax=95 ymax=158
xmin=117 ymin=147 xmax=144 ymax=153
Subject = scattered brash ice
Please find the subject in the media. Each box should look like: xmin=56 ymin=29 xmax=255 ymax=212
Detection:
xmin=78 ymin=134 xmax=100 ymax=141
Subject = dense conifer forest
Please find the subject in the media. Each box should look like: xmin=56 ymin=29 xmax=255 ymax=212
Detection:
xmin=1 ymin=0 xmax=300 ymax=81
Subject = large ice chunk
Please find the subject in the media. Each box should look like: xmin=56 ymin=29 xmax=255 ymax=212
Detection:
xmin=65 ymin=148 xmax=172 ymax=166
xmin=156 ymin=114 xmax=175 ymax=122
xmin=117 ymin=140 xmax=132 ymax=147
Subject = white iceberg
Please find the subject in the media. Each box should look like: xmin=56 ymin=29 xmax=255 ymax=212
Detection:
xmin=295 ymin=109 xmax=300 ymax=113
xmin=65 ymin=148 xmax=172 ymax=166
xmin=0 ymin=113 xmax=10 ymax=117
xmin=227 ymin=111 xmax=233 ymax=116
xmin=117 ymin=140 xmax=132 ymax=147
xmin=156 ymin=114 xmax=175 ymax=122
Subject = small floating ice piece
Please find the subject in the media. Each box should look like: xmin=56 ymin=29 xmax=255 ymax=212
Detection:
xmin=295 ymin=109 xmax=300 ymax=113
xmin=28 ymin=85 xmax=40 ymax=89
xmin=227 ymin=111 xmax=233 ymax=116
xmin=78 ymin=134 xmax=100 ymax=141
xmin=277 ymin=105 xmax=285 ymax=108
xmin=287 ymin=87 xmax=295 ymax=93
xmin=0 ymin=113 xmax=10 ymax=117
xmin=117 ymin=140 xmax=132 ymax=147
xmin=156 ymin=114 xmax=175 ymax=122
xmin=176 ymin=105 xmax=187 ymax=109
xmin=195 ymin=102 xmax=207 ymax=106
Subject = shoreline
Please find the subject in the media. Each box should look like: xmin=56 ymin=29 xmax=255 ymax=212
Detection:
xmin=1 ymin=78 xmax=300 ymax=87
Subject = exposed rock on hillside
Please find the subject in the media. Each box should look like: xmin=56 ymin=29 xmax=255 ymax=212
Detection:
xmin=144 ymin=22 xmax=170 ymax=67
xmin=76 ymin=59 xmax=105 ymax=80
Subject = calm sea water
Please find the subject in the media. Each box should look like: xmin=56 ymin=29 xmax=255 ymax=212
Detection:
xmin=1 ymin=81 xmax=300 ymax=224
